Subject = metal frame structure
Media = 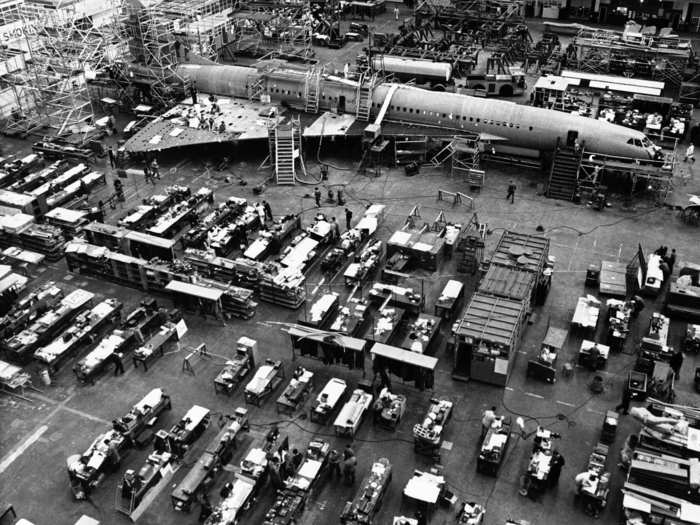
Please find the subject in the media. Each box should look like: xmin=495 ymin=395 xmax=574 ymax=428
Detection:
xmin=567 ymin=28 xmax=692 ymax=87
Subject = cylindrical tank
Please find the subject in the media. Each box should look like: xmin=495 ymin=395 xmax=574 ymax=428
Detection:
xmin=372 ymin=56 xmax=452 ymax=83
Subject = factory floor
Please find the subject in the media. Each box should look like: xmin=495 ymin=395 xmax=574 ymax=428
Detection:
xmin=2 ymin=10 xmax=700 ymax=525
xmin=1 ymin=120 xmax=699 ymax=525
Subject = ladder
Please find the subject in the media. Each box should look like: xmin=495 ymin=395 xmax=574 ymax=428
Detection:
xmin=430 ymin=140 xmax=457 ymax=166
xmin=355 ymin=72 xmax=374 ymax=121
xmin=304 ymin=67 xmax=321 ymax=113
xmin=248 ymin=76 xmax=265 ymax=101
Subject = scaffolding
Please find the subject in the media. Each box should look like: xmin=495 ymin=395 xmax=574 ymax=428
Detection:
xmin=229 ymin=9 xmax=313 ymax=62
xmin=162 ymin=0 xmax=240 ymax=61
xmin=5 ymin=2 xmax=119 ymax=136
xmin=568 ymin=28 xmax=692 ymax=87
xmin=119 ymin=3 xmax=186 ymax=109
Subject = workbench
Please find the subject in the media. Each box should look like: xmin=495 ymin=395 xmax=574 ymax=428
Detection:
xmin=365 ymin=306 xmax=405 ymax=345
xmin=74 ymin=332 xmax=131 ymax=383
xmin=299 ymin=293 xmax=339 ymax=329
xmin=132 ymin=323 xmax=178 ymax=371
xmin=571 ymin=295 xmax=601 ymax=333
xmin=263 ymin=491 xmax=306 ymax=525
xmin=171 ymin=410 xmax=249 ymax=512
xmin=213 ymin=336 xmax=256 ymax=395
xmin=340 ymin=458 xmax=392 ymax=524
xmin=328 ymin=300 xmax=369 ymax=337
xmin=413 ymin=398 xmax=453 ymax=457
xmin=434 ymin=280 xmax=464 ymax=320
xmin=3 ymin=288 xmax=95 ymax=364
xmin=166 ymin=405 xmax=211 ymax=456
xmin=343 ymin=239 xmax=384 ymax=287
xmin=112 ymin=388 xmax=172 ymax=445
xmin=397 ymin=314 xmax=440 ymax=354
xmin=334 ymin=389 xmax=373 ymax=437
xmin=578 ymin=340 xmax=610 ymax=370
xmin=244 ymin=359 xmax=284 ymax=406
xmin=284 ymin=439 xmax=330 ymax=493
xmin=276 ymin=367 xmax=314 ymax=414
xmin=0 ymin=359 xmax=32 ymax=398
xmin=35 ymin=299 xmax=122 ymax=371
xmin=310 ymin=378 xmax=347 ymax=424
xmin=606 ymin=299 xmax=632 ymax=352
xmin=526 ymin=325 xmax=568 ymax=383
xmin=403 ymin=471 xmax=445 ymax=518
xmin=373 ymin=388 xmax=406 ymax=430
xmin=69 ymin=429 xmax=127 ymax=491
xmin=204 ymin=475 xmax=256 ymax=525
xmin=640 ymin=312 xmax=672 ymax=360
xmin=368 ymin=283 xmax=424 ymax=315
xmin=477 ymin=416 xmax=512 ymax=476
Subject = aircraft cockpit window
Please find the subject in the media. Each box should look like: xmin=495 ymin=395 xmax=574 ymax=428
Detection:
xmin=626 ymin=138 xmax=634 ymax=145
xmin=641 ymin=137 xmax=652 ymax=148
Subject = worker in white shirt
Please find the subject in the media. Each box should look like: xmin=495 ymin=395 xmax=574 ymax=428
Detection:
xmin=481 ymin=406 xmax=496 ymax=440
xmin=686 ymin=143 xmax=695 ymax=163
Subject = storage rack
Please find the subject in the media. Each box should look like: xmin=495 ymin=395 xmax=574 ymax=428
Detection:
xmin=64 ymin=241 xmax=257 ymax=319
xmin=184 ymin=249 xmax=306 ymax=309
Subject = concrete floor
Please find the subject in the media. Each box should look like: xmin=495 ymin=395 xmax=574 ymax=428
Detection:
xmin=2 ymin=10 xmax=700 ymax=525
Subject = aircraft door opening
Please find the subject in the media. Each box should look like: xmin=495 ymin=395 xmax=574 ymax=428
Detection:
xmin=566 ymin=130 xmax=578 ymax=147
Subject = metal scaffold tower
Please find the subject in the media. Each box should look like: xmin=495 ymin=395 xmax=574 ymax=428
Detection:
xmin=119 ymin=1 xmax=186 ymax=109
xmin=5 ymin=3 xmax=112 ymax=135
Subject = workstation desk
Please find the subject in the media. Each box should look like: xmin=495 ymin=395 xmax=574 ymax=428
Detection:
xmin=368 ymin=283 xmax=424 ymax=315
xmin=340 ymin=458 xmax=392 ymax=524
xmin=132 ymin=323 xmax=178 ymax=371
xmin=310 ymin=378 xmax=347 ymax=425
xmin=213 ymin=339 xmax=256 ymax=395
xmin=299 ymin=293 xmax=339 ymax=329
xmin=276 ymin=367 xmax=314 ymax=414
xmin=397 ymin=314 xmax=441 ymax=354
xmin=171 ymin=410 xmax=249 ymax=512
xmin=434 ymin=279 xmax=464 ymax=320
xmin=334 ymin=389 xmax=373 ymax=437
xmin=244 ymin=359 xmax=284 ymax=406
xmin=364 ymin=306 xmax=405 ymax=345
xmin=34 ymin=299 xmax=122 ymax=372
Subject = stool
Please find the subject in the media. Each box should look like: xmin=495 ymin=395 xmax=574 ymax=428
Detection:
xmin=589 ymin=375 xmax=604 ymax=394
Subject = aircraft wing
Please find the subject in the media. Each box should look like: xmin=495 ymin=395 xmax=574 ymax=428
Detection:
xmin=478 ymin=132 xmax=508 ymax=142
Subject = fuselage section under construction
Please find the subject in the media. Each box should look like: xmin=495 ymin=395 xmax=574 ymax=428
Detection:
xmin=176 ymin=63 xmax=657 ymax=159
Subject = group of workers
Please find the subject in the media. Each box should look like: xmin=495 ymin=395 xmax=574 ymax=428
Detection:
xmin=328 ymin=444 xmax=357 ymax=485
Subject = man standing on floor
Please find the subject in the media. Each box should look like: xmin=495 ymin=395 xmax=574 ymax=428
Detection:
xmin=506 ymin=180 xmax=516 ymax=203
xmin=330 ymin=217 xmax=340 ymax=241
xmin=670 ymin=349 xmax=684 ymax=379
xmin=615 ymin=386 xmax=632 ymax=415
xmin=314 ymin=187 xmax=321 ymax=207
xmin=345 ymin=207 xmax=353 ymax=230
xmin=108 ymin=147 xmax=116 ymax=169
xmin=262 ymin=200 xmax=273 ymax=221
xmin=548 ymin=451 xmax=565 ymax=488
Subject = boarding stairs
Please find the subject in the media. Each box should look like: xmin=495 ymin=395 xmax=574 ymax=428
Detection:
xmin=546 ymin=144 xmax=581 ymax=201
xmin=268 ymin=116 xmax=305 ymax=185
xmin=355 ymin=72 xmax=375 ymax=121
xmin=274 ymin=124 xmax=296 ymax=184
